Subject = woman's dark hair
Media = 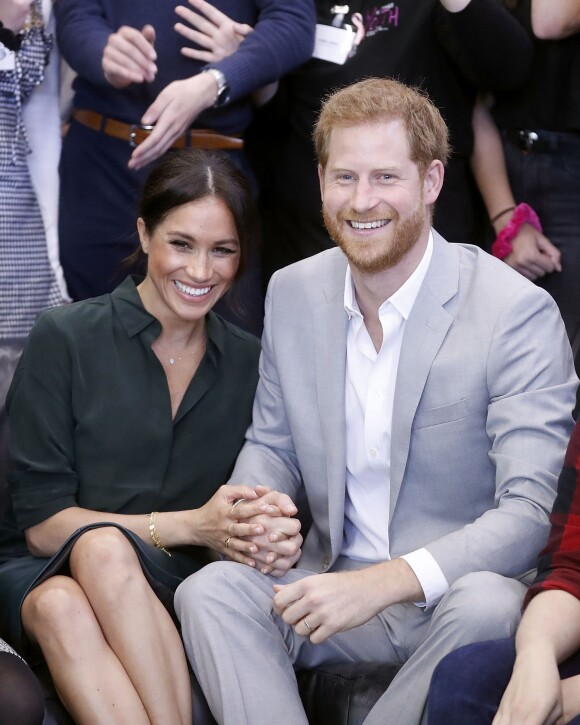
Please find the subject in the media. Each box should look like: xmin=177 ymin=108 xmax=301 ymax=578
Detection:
xmin=131 ymin=148 xmax=259 ymax=286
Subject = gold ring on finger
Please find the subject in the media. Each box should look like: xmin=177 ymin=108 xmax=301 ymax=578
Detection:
xmin=224 ymin=536 xmax=232 ymax=548
xmin=303 ymin=618 xmax=314 ymax=632
xmin=228 ymin=523 xmax=235 ymax=536
xmin=231 ymin=498 xmax=248 ymax=515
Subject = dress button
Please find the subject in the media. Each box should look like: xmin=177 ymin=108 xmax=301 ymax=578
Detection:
xmin=369 ymin=448 xmax=377 ymax=458
xmin=322 ymin=556 xmax=330 ymax=570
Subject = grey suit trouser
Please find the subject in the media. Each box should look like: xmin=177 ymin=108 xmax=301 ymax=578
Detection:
xmin=175 ymin=561 xmax=527 ymax=725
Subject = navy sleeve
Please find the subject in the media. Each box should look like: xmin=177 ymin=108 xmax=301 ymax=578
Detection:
xmin=209 ymin=0 xmax=316 ymax=102
xmin=55 ymin=0 xmax=112 ymax=86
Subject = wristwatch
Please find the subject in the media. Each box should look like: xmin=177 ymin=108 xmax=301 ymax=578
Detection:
xmin=203 ymin=68 xmax=230 ymax=108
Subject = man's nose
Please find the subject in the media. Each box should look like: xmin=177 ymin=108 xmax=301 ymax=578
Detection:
xmin=351 ymin=178 xmax=378 ymax=212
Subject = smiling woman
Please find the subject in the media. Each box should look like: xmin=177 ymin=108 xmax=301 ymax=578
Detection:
xmin=0 ymin=148 xmax=301 ymax=725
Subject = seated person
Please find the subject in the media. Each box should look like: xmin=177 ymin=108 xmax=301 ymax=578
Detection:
xmin=0 ymin=148 xmax=300 ymax=725
xmin=173 ymin=78 xmax=577 ymax=725
xmin=428 ymin=418 xmax=580 ymax=725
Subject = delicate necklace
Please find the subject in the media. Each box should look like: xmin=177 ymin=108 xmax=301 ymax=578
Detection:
xmin=154 ymin=338 xmax=206 ymax=366
xmin=167 ymin=348 xmax=199 ymax=365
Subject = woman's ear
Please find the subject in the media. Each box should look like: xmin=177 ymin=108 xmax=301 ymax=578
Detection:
xmin=136 ymin=218 xmax=149 ymax=254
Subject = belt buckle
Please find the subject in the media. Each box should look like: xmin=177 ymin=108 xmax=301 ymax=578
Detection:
xmin=129 ymin=123 xmax=155 ymax=148
xmin=518 ymin=130 xmax=539 ymax=153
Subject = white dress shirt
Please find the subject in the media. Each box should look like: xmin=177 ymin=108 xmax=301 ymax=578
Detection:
xmin=341 ymin=232 xmax=449 ymax=607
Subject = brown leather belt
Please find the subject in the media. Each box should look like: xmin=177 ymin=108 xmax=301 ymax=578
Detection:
xmin=72 ymin=109 xmax=244 ymax=150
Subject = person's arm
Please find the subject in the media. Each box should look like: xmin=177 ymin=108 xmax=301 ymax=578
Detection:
xmin=493 ymin=590 xmax=580 ymax=725
xmin=128 ymin=0 xmax=315 ymax=169
xmin=531 ymin=0 xmax=580 ymax=39
xmin=227 ymin=273 xmax=304 ymax=502
xmin=471 ymin=96 xmax=561 ymax=280
xmin=424 ymin=282 xmax=577 ymax=585
xmin=174 ymin=0 xmax=278 ymax=106
xmin=494 ymin=422 xmax=580 ymax=723
xmin=6 ymin=314 xmax=281 ymax=566
xmin=196 ymin=0 xmax=315 ymax=104
xmin=435 ymin=0 xmax=533 ymax=90
xmin=272 ymin=558 xmax=423 ymax=643
xmin=55 ymin=0 xmax=114 ymax=86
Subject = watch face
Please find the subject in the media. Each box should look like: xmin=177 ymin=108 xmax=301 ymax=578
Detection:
xmin=215 ymin=86 xmax=229 ymax=107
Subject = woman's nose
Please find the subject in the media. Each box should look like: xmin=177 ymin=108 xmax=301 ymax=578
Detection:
xmin=186 ymin=253 xmax=212 ymax=282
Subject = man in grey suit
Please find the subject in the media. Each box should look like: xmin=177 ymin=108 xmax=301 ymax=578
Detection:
xmin=175 ymin=78 xmax=578 ymax=725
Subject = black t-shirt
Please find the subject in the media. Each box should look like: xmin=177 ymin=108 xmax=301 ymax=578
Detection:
xmin=493 ymin=0 xmax=580 ymax=132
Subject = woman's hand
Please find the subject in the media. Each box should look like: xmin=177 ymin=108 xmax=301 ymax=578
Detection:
xmin=504 ymin=225 xmax=561 ymax=281
xmin=0 ymin=0 xmax=32 ymax=33
xmin=174 ymin=0 xmax=253 ymax=63
xmin=188 ymin=484 xmax=260 ymax=565
xmin=493 ymin=651 xmax=564 ymax=725
xmin=102 ymin=24 xmax=157 ymax=89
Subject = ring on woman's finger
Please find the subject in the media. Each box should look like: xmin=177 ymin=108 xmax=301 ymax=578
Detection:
xmin=231 ymin=498 xmax=248 ymax=515
xmin=224 ymin=536 xmax=232 ymax=548
xmin=228 ymin=522 xmax=235 ymax=536
xmin=303 ymin=618 xmax=314 ymax=632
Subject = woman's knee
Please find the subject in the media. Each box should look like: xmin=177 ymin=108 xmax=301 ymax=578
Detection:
xmin=22 ymin=576 xmax=88 ymax=641
xmin=69 ymin=527 xmax=141 ymax=583
xmin=428 ymin=638 xmax=516 ymax=725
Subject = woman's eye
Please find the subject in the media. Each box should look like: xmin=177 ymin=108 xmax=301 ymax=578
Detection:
xmin=214 ymin=246 xmax=238 ymax=256
xmin=169 ymin=240 xmax=189 ymax=250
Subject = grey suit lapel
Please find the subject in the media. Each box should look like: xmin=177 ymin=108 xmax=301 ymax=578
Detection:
xmin=313 ymin=252 xmax=349 ymax=559
xmin=389 ymin=232 xmax=460 ymax=522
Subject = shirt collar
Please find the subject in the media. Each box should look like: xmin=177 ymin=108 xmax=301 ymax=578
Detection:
xmin=343 ymin=231 xmax=434 ymax=321
xmin=110 ymin=275 xmax=227 ymax=359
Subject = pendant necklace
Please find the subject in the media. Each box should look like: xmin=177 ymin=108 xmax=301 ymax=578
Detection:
xmin=167 ymin=348 xmax=199 ymax=365
xmin=155 ymin=339 xmax=205 ymax=366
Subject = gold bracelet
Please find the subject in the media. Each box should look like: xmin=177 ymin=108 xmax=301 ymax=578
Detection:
xmin=148 ymin=511 xmax=173 ymax=558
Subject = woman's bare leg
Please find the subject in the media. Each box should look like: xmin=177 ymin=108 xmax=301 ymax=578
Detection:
xmin=69 ymin=527 xmax=192 ymax=725
xmin=22 ymin=576 xmax=150 ymax=725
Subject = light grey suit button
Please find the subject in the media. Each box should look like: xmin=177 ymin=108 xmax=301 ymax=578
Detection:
xmin=322 ymin=556 xmax=330 ymax=570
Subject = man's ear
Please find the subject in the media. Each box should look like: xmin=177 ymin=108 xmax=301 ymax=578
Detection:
xmin=423 ymin=160 xmax=444 ymax=205
xmin=318 ymin=163 xmax=325 ymax=202
xmin=136 ymin=218 xmax=149 ymax=254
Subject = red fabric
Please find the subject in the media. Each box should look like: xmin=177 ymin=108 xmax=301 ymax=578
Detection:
xmin=525 ymin=421 xmax=580 ymax=607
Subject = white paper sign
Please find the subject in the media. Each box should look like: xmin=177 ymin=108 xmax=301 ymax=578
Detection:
xmin=0 ymin=44 xmax=16 ymax=71
xmin=312 ymin=24 xmax=355 ymax=65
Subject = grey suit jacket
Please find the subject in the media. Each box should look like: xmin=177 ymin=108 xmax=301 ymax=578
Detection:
xmin=231 ymin=232 xmax=578 ymax=585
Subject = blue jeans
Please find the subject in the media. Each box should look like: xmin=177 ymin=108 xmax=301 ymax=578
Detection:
xmin=428 ymin=637 xmax=580 ymax=724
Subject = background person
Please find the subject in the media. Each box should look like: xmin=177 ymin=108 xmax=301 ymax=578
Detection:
xmin=0 ymin=0 xmax=65 ymax=345
xmin=248 ymin=0 xmax=533 ymax=283
xmin=55 ymin=0 xmax=315 ymax=337
xmin=470 ymin=0 xmax=580 ymax=414
xmin=428 ymin=419 xmax=580 ymax=725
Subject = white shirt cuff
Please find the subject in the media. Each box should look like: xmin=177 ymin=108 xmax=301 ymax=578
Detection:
xmin=401 ymin=549 xmax=449 ymax=608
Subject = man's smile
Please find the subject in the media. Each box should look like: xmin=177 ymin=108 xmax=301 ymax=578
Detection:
xmin=348 ymin=219 xmax=390 ymax=230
